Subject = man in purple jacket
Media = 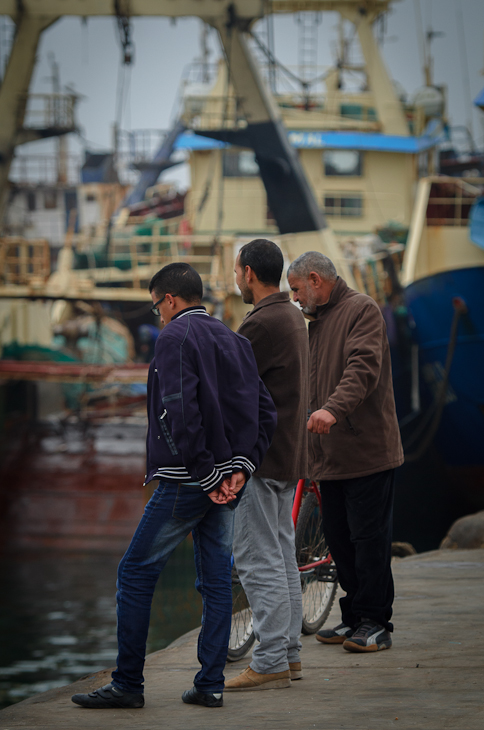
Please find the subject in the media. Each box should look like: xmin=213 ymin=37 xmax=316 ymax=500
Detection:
xmin=72 ymin=263 xmax=276 ymax=710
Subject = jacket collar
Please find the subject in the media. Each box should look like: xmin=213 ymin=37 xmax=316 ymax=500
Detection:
xmin=314 ymin=277 xmax=348 ymax=319
xmin=243 ymin=291 xmax=290 ymax=320
xmin=172 ymin=305 xmax=209 ymax=321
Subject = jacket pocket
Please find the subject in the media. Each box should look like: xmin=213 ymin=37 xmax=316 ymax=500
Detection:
xmin=345 ymin=415 xmax=362 ymax=436
xmin=159 ymin=410 xmax=179 ymax=455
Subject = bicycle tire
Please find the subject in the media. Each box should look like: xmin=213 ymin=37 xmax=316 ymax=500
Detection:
xmin=295 ymin=491 xmax=338 ymax=634
xmin=227 ymin=564 xmax=255 ymax=661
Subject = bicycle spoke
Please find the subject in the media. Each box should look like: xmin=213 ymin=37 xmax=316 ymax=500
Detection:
xmin=228 ymin=565 xmax=255 ymax=660
xmin=295 ymin=492 xmax=338 ymax=633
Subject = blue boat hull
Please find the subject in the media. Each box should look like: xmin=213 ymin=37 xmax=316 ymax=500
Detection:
xmin=403 ymin=266 xmax=484 ymax=502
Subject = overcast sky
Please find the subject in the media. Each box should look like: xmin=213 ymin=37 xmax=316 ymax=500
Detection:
xmin=8 ymin=0 xmax=484 ymax=188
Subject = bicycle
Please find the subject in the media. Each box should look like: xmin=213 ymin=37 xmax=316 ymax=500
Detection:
xmin=227 ymin=479 xmax=338 ymax=661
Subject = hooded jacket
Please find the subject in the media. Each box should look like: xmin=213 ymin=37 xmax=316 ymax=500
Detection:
xmin=144 ymin=306 xmax=277 ymax=492
xmin=308 ymin=278 xmax=404 ymax=480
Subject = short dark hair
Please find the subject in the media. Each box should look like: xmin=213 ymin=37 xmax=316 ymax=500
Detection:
xmin=238 ymin=239 xmax=284 ymax=287
xmin=149 ymin=263 xmax=203 ymax=303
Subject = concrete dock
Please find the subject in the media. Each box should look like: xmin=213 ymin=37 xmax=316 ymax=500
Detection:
xmin=1 ymin=548 xmax=483 ymax=729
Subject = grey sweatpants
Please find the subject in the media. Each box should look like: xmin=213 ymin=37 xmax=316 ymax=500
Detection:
xmin=233 ymin=476 xmax=303 ymax=674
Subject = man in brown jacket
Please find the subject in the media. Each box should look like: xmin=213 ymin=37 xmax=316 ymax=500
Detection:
xmin=225 ymin=239 xmax=308 ymax=691
xmin=287 ymin=251 xmax=404 ymax=653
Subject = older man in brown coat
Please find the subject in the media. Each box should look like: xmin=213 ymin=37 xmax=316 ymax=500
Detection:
xmin=288 ymin=251 xmax=403 ymax=653
xmin=225 ymin=239 xmax=309 ymax=691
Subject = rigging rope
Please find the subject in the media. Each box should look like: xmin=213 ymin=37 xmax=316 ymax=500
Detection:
xmin=403 ymin=297 xmax=467 ymax=462
xmin=114 ymin=0 xmax=134 ymax=128
xmin=455 ymin=0 xmax=475 ymax=148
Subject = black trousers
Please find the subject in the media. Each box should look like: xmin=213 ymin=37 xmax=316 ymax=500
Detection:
xmin=320 ymin=469 xmax=395 ymax=632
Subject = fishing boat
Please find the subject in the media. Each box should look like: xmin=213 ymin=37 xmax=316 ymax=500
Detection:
xmin=0 ymin=0 xmax=483 ymax=549
xmin=400 ymin=174 xmax=484 ymax=508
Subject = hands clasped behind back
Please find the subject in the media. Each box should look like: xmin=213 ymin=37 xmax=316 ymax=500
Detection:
xmin=207 ymin=470 xmax=246 ymax=504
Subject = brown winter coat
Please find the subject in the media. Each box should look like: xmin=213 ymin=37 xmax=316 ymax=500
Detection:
xmin=238 ymin=291 xmax=309 ymax=480
xmin=308 ymin=277 xmax=404 ymax=480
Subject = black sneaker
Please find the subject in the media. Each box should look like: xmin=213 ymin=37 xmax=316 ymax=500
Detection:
xmin=343 ymin=619 xmax=392 ymax=653
xmin=182 ymin=686 xmax=223 ymax=707
xmin=316 ymin=622 xmax=354 ymax=644
xmin=71 ymin=682 xmax=144 ymax=708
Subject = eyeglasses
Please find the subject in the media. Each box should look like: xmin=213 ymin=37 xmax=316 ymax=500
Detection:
xmin=150 ymin=295 xmax=166 ymax=316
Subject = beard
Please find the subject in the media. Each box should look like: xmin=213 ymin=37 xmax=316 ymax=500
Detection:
xmin=300 ymin=288 xmax=317 ymax=315
xmin=239 ymin=281 xmax=254 ymax=304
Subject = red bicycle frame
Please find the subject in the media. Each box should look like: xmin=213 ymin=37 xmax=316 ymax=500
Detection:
xmin=292 ymin=478 xmax=332 ymax=573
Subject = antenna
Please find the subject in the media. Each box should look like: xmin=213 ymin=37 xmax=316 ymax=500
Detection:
xmin=46 ymin=52 xmax=68 ymax=184
xmin=297 ymin=11 xmax=322 ymax=84
xmin=424 ymin=29 xmax=444 ymax=86
xmin=114 ymin=0 xmax=134 ymax=65
xmin=200 ymin=21 xmax=211 ymax=84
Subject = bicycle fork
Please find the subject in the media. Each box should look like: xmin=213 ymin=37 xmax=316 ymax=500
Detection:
xmin=293 ymin=479 xmax=334 ymax=576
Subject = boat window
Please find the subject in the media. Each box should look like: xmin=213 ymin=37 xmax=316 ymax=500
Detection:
xmin=340 ymin=105 xmax=377 ymax=122
xmin=418 ymin=152 xmax=428 ymax=178
xmin=324 ymin=193 xmax=363 ymax=217
xmin=43 ymin=189 xmax=57 ymax=209
xmin=324 ymin=150 xmax=363 ymax=177
xmin=27 ymin=191 xmax=36 ymax=212
xmin=223 ymin=151 xmax=260 ymax=178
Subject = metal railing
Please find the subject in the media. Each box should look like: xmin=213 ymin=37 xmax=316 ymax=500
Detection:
xmin=0 ymin=237 xmax=51 ymax=285
xmin=426 ymin=179 xmax=483 ymax=226
xmin=74 ymin=232 xmax=238 ymax=295
xmin=20 ymin=93 xmax=78 ymax=132
xmin=9 ymin=154 xmax=82 ymax=187
xmin=350 ymin=246 xmax=405 ymax=306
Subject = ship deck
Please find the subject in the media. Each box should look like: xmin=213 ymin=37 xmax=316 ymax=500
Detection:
xmin=0 ymin=548 xmax=482 ymax=729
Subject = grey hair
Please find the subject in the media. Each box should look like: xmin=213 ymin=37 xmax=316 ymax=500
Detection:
xmin=287 ymin=251 xmax=337 ymax=282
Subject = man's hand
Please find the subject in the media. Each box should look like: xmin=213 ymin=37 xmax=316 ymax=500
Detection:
xmin=225 ymin=471 xmax=246 ymax=495
xmin=207 ymin=471 xmax=246 ymax=505
xmin=207 ymin=486 xmax=234 ymax=505
xmin=307 ymin=409 xmax=337 ymax=435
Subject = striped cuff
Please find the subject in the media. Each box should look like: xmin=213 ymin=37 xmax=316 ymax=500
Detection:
xmin=200 ymin=467 xmax=224 ymax=492
xmin=232 ymin=456 xmax=256 ymax=477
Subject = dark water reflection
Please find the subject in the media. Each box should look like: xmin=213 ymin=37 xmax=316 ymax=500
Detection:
xmin=0 ymin=540 xmax=202 ymax=709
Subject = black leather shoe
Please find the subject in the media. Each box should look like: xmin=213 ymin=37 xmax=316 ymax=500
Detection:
xmin=182 ymin=686 xmax=223 ymax=707
xmin=71 ymin=682 xmax=145 ymax=708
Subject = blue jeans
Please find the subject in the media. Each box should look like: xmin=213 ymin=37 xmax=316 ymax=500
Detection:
xmin=111 ymin=481 xmax=237 ymax=694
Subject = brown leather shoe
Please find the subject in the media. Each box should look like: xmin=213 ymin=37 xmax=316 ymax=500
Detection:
xmin=289 ymin=662 xmax=303 ymax=680
xmin=224 ymin=666 xmax=291 ymax=691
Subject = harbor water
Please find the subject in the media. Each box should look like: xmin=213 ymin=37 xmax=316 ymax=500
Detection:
xmin=0 ymin=539 xmax=202 ymax=710
xmin=0 ymin=414 xmax=203 ymax=710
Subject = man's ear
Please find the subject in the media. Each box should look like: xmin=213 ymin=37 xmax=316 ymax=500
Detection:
xmin=165 ymin=293 xmax=176 ymax=309
xmin=308 ymin=271 xmax=322 ymax=288
xmin=244 ymin=265 xmax=254 ymax=284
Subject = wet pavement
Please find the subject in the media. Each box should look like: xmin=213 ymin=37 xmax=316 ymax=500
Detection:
xmin=1 ymin=548 xmax=482 ymax=730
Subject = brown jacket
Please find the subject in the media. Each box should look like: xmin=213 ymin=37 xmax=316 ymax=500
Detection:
xmin=308 ymin=277 xmax=404 ymax=480
xmin=238 ymin=291 xmax=309 ymax=480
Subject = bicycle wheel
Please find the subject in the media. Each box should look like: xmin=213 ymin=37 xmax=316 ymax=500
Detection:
xmin=227 ymin=563 xmax=255 ymax=661
xmin=295 ymin=491 xmax=338 ymax=634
